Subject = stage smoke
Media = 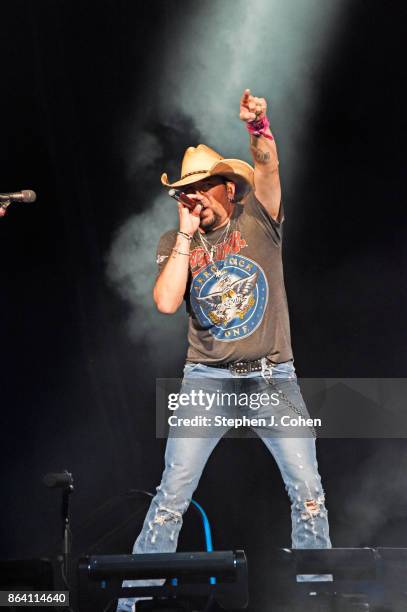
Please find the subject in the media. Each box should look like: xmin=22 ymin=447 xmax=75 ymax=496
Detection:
xmin=106 ymin=0 xmax=345 ymax=367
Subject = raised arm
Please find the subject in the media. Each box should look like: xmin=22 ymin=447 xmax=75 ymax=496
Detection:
xmin=239 ymin=88 xmax=281 ymax=220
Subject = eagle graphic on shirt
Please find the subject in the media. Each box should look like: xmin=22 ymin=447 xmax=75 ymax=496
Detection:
xmin=195 ymin=270 xmax=258 ymax=326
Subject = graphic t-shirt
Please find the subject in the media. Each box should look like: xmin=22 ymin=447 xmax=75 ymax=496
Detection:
xmin=156 ymin=190 xmax=293 ymax=365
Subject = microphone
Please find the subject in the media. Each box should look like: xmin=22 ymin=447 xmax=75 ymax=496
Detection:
xmin=0 ymin=190 xmax=37 ymax=203
xmin=43 ymin=471 xmax=74 ymax=489
xmin=168 ymin=188 xmax=198 ymax=210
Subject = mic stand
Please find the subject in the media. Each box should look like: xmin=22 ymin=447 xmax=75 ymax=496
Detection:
xmin=61 ymin=483 xmax=73 ymax=587
xmin=52 ymin=472 xmax=74 ymax=591
xmin=42 ymin=470 xmax=75 ymax=611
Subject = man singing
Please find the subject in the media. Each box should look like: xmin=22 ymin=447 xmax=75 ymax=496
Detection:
xmin=117 ymin=89 xmax=331 ymax=611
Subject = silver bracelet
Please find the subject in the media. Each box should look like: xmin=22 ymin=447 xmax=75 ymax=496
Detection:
xmin=177 ymin=231 xmax=193 ymax=241
xmin=171 ymin=247 xmax=190 ymax=257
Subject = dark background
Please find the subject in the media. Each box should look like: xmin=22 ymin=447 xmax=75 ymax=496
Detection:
xmin=0 ymin=1 xmax=406 ymax=610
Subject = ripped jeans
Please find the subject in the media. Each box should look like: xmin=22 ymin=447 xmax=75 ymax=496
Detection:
xmin=117 ymin=360 xmax=331 ymax=611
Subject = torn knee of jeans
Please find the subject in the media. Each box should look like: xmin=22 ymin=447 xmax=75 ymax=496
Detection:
xmin=300 ymin=495 xmax=325 ymax=520
xmin=152 ymin=505 xmax=182 ymax=526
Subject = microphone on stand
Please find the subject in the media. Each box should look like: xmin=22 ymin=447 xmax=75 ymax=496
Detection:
xmin=43 ymin=471 xmax=74 ymax=490
xmin=0 ymin=190 xmax=37 ymax=204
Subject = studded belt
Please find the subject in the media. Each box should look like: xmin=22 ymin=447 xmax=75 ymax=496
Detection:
xmin=215 ymin=359 xmax=263 ymax=375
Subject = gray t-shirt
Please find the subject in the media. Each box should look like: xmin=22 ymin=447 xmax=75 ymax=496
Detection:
xmin=156 ymin=190 xmax=293 ymax=364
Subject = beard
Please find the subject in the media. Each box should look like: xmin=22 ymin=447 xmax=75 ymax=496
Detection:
xmin=199 ymin=207 xmax=221 ymax=231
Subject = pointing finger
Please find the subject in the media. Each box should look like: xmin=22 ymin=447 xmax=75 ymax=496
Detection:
xmin=240 ymin=88 xmax=251 ymax=105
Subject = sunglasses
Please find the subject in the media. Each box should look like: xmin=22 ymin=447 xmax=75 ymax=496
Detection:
xmin=182 ymin=177 xmax=226 ymax=194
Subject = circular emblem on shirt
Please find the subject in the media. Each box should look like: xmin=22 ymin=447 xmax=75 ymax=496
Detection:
xmin=190 ymin=254 xmax=268 ymax=341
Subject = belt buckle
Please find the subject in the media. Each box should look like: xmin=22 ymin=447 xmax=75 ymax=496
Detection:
xmin=230 ymin=361 xmax=249 ymax=375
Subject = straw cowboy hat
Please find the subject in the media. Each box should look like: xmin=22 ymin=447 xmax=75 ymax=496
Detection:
xmin=161 ymin=144 xmax=254 ymax=201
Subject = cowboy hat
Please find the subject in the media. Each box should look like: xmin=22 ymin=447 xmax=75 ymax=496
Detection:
xmin=161 ymin=144 xmax=254 ymax=201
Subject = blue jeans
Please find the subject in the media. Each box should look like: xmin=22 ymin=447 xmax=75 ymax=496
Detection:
xmin=117 ymin=360 xmax=331 ymax=611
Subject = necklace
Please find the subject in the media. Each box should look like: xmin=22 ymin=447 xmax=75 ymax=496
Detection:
xmin=198 ymin=219 xmax=231 ymax=264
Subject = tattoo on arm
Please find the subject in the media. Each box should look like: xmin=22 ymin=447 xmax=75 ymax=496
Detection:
xmin=250 ymin=136 xmax=271 ymax=164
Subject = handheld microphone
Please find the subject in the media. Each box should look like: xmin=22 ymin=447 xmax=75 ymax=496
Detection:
xmin=0 ymin=190 xmax=37 ymax=204
xmin=168 ymin=188 xmax=197 ymax=210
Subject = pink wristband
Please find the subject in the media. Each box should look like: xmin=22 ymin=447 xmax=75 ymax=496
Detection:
xmin=246 ymin=115 xmax=274 ymax=140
